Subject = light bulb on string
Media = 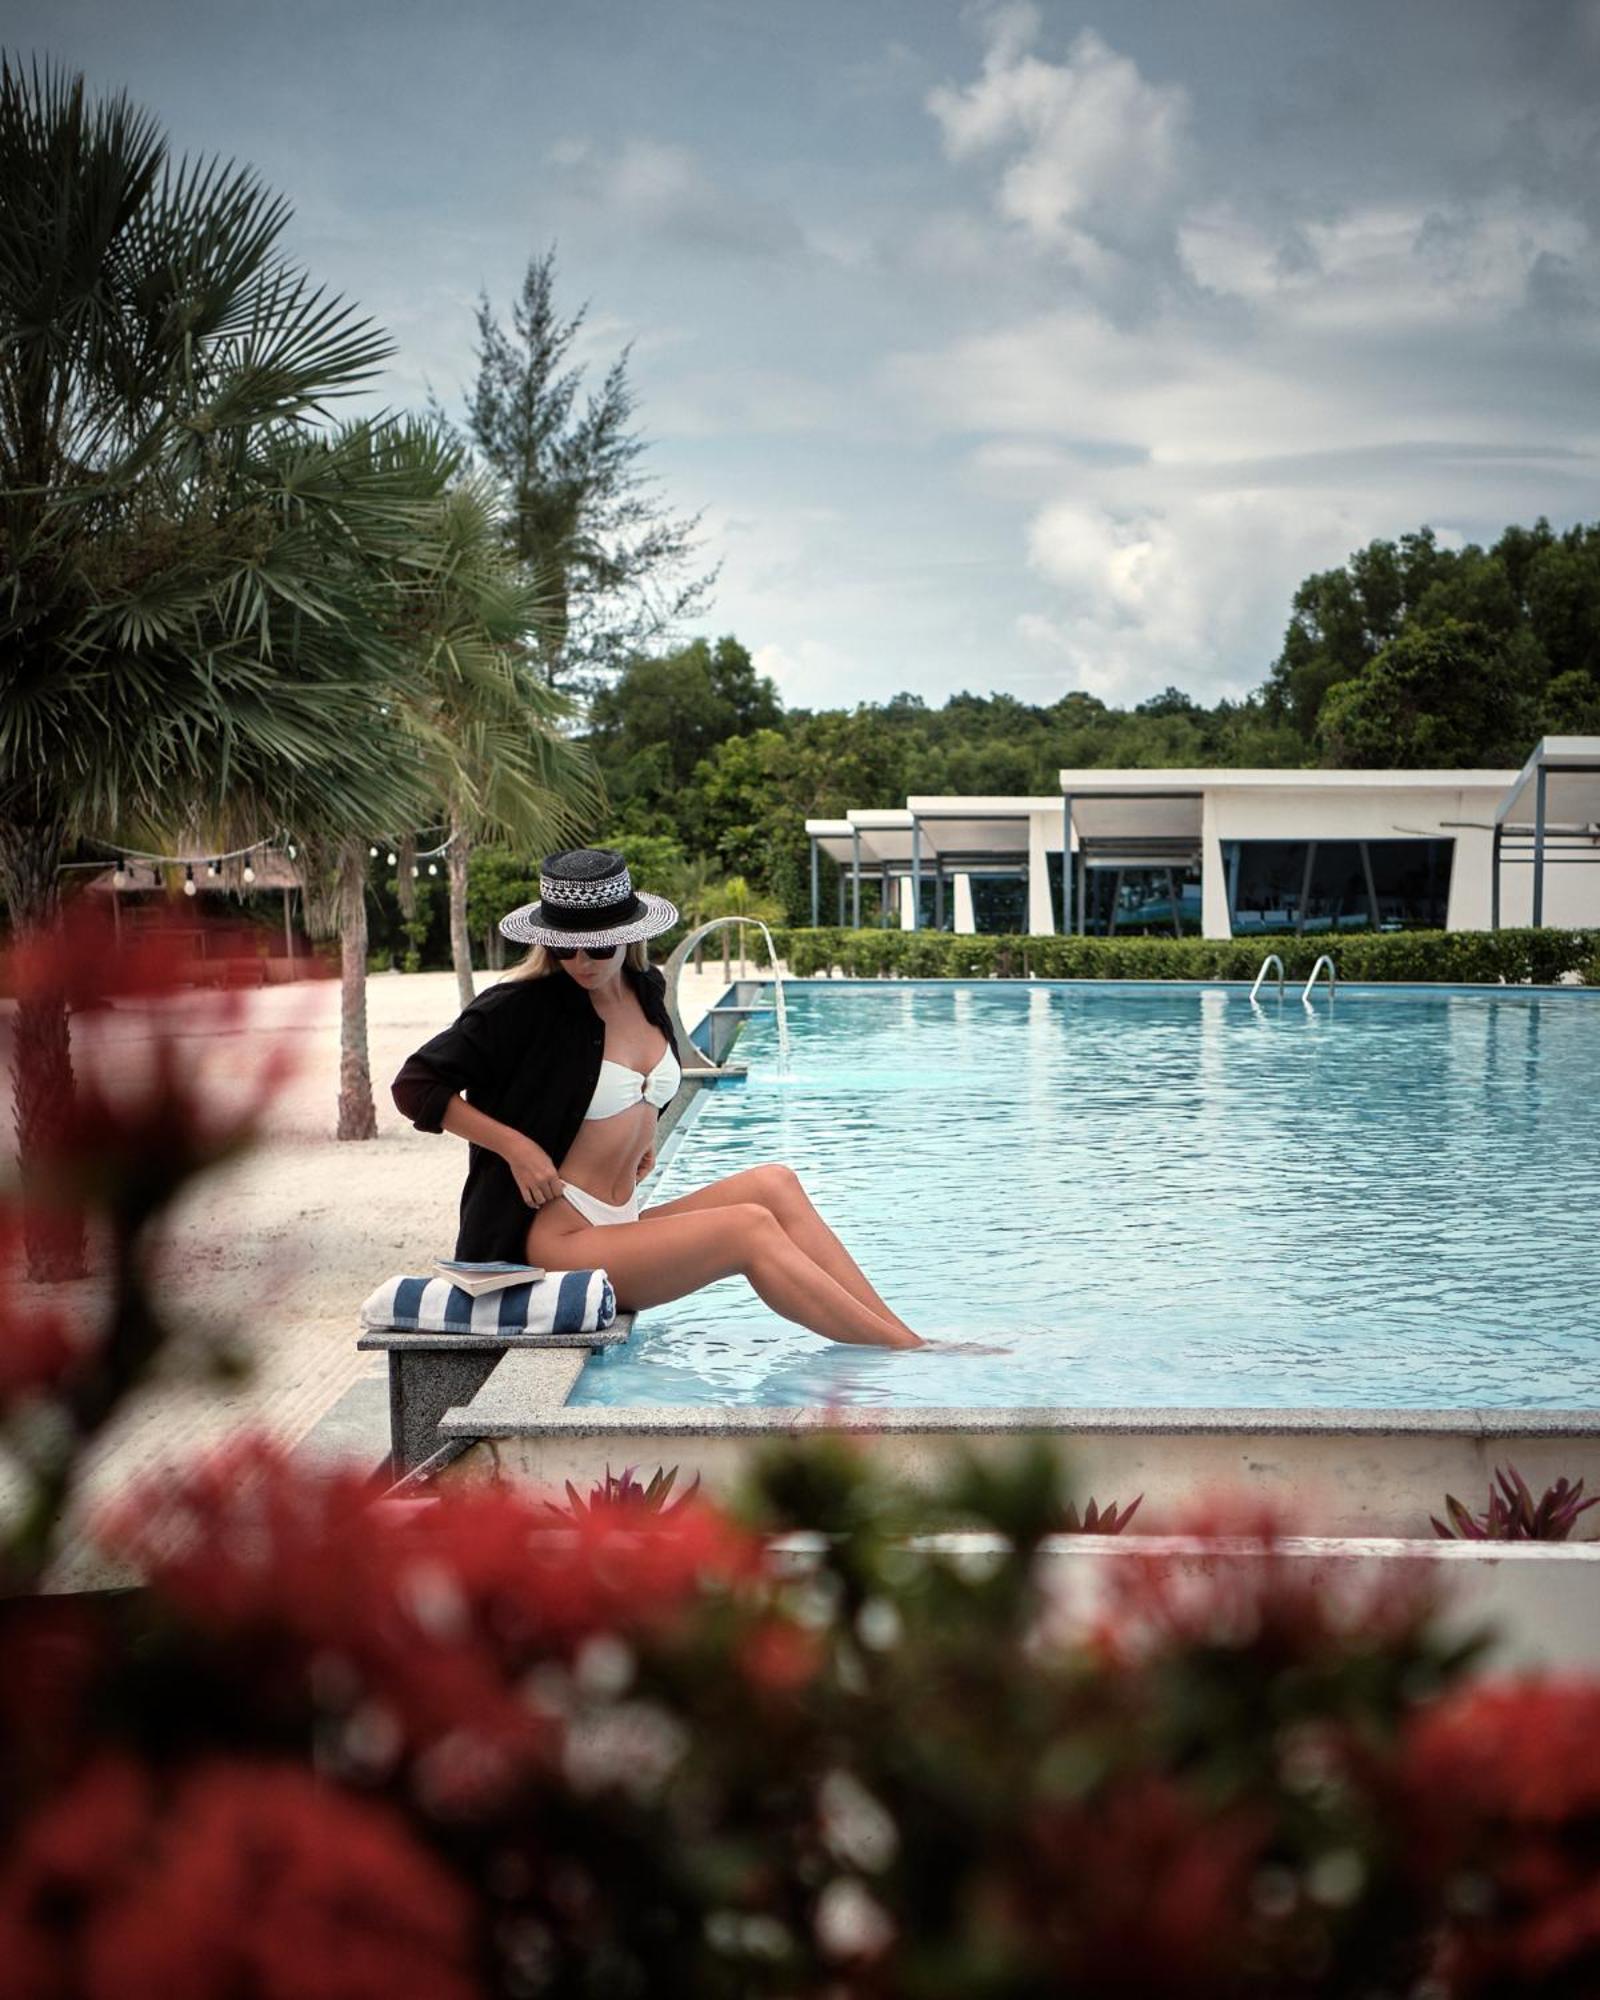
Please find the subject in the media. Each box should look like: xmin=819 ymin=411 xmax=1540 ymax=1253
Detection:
xmin=386 ymin=852 xmax=397 ymax=867
xmin=205 ymin=861 xmax=218 ymax=881
xmin=287 ymin=843 xmax=297 ymax=860
xmin=427 ymin=863 xmax=439 ymax=876
xmin=369 ymin=845 xmax=379 ymax=858
xmin=411 ymin=865 xmax=420 ymax=879
xmin=242 ymin=862 xmax=256 ymax=885
xmin=183 ymin=866 xmax=197 ymax=898
xmin=112 ymin=859 xmax=128 ymax=890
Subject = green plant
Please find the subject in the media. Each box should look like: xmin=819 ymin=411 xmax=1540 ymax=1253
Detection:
xmin=773 ymin=926 xmax=1600 ymax=986
xmin=1059 ymin=1493 xmax=1144 ymax=1534
xmin=544 ymin=1463 xmax=703 ymax=1524
xmin=1432 ymin=1465 xmax=1599 ymax=1541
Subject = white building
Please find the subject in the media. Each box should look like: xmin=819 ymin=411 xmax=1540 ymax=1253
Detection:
xmin=805 ymin=737 xmax=1600 ymax=938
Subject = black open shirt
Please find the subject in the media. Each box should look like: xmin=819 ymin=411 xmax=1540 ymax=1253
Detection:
xmin=391 ymin=963 xmax=680 ymax=1262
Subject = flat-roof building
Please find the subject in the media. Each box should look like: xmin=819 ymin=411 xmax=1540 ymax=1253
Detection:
xmin=805 ymin=738 xmax=1600 ymax=938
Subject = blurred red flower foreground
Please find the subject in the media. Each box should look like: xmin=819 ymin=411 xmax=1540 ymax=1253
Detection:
xmin=1 ymin=913 xmax=1597 ymax=1998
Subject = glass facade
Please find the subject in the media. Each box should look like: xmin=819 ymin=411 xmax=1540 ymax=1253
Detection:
xmin=970 ymin=872 xmax=1028 ymax=933
xmin=1226 ymin=838 xmax=1453 ymax=934
xmin=1083 ymin=864 xmax=1202 ymax=937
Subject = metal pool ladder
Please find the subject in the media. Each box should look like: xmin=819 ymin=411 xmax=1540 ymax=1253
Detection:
xmin=1302 ymin=954 xmax=1337 ymax=1004
xmin=1249 ymin=953 xmax=1285 ymax=1002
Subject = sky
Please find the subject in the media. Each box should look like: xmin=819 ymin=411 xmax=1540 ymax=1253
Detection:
xmin=14 ymin=0 xmax=1600 ymax=711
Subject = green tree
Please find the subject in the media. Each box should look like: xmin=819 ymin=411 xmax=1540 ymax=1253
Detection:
xmin=587 ymin=635 xmax=781 ymax=813
xmin=453 ymin=247 xmax=715 ymax=691
xmin=1264 ymin=530 xmax=1456 ymax=741
xmin=1315 ymin=619 xmax=1535 ymax=768
xmin=401 ymin=433 xmax=601 ymax=1019
xmin=0 ymin=61 xmax=436 ymax=1269
xmin=312 ymin=426 xmax=602 ymax=1138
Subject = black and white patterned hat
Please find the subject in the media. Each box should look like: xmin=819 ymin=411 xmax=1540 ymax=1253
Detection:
xmin=498 ymin=848 xmax=679 ymax=949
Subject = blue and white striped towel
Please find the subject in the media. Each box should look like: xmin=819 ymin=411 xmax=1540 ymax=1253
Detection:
xmin=359 ymin=1270 xmax=616 ymax=1337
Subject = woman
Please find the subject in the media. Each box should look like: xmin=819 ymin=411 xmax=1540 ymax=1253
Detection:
xmin=392 ymin=848 xmax=921 ymax=1349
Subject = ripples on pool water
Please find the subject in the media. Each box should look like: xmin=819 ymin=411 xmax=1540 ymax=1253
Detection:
xmin=569 ymin=984 xmax=1600 ymax=1411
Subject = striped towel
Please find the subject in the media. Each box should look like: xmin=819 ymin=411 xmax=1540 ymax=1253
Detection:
xmin=359 ymin=1270 xmax=616 ymax=1337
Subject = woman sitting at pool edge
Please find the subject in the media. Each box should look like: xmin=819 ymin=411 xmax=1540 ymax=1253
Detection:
xmin=391 ymin=847 xmax=922 ymax=1350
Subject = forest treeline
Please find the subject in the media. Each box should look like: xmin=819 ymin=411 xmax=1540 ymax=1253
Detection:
xmin=576 ymin=518 xmax=1600 ymax=924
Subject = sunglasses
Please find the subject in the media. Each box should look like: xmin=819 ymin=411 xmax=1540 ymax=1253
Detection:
xmin=549 ymin=944 xmax=618 ymax=962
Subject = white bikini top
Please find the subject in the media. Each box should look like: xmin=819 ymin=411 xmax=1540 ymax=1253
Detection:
xmin=582 ymin=1040 xmax=681 ymax=1121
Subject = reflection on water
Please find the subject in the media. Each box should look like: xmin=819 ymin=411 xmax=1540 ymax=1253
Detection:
xmin=572 ymin=987 xmax=1600 ymax=1411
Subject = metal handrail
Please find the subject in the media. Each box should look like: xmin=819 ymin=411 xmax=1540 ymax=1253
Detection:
xmin=1302 ymin=954 xmax=1337 ymax=1003
xmin=663 ymin=916 xmax=789 ymax=1075
xmin=1249 ymin=953 xmax=1285 ymax=1002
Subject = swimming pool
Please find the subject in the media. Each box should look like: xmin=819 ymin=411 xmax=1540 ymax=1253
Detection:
xmin=570 ymin=982 xmax=1600 ymax=1413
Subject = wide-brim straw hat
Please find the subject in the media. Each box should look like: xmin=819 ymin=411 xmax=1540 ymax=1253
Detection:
xmin=498 ymin=847 xmax=679 ymax=949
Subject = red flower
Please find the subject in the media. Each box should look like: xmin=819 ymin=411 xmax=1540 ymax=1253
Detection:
xmin=0 ymin=1210 xmax=91 ymax=1413
xmin=4 ymin=908 xmax=298 ymax=1228
xmin=0 ymin=1600 xmax=109 ymax=1819
xmin=0 ymin=1756 xmax=478 ymax=2000
xmin=3 ymin=903 xmax=265 ymax=1014
xmin=1021 ymin=1775 xmax=1265 ymax=1995
xmin=102 ymin=1441 xmax=760 ymax=1815
xmin=1093 ymin=1499 xmax=1440 ymax=1671
xmin=738 ymin=1616 xmax=824 ymax=1696
xmin=1406 ymin=1678 xmax=1600 ymax=1996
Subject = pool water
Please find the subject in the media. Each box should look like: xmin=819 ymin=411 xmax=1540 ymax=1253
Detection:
xmin=569 ymin=984 xmax=1600 ymax=1411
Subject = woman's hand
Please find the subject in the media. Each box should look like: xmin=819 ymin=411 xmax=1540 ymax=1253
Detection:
xmin=501 ymin=1133 xmax=564 ymax=1209
xmin=635 ymin=1146 xmax=656 ymax=1183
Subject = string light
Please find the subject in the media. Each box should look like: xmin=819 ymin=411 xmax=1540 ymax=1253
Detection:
xmin=205 ymin=862 xmax=218 ymax=881
xmin=386 ymin=852 xmax=397 ymax=866
xmin=287 ymin=843 xmax=297 ymax=860
xmin=369 ymin=845 xmax=379 ymax=858
xmin=242 ymin=862 xmax=256 ymax=885
xmin=427 ymin=863 xmax=439 ymax=876
xmin=112 ymin=859 xmax=128 ymax=890
xmin=183 ymin=866 xmax=197 ymax=898
xmin=411 ymin=865 xmax=420 ymax=879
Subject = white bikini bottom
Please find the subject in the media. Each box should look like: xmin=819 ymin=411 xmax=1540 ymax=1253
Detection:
xmin=559 ymin=1180 xmax=641 ymax=1228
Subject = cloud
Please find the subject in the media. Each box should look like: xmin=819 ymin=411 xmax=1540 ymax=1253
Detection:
xmin=894 ymin=13 xmax=1600 ymax=705
xmin=927 ymin=9 xmax=1191 ymax=304
xmin=550 ymin=135 xmax=802 ymax=257
xmin=1017 ymin=491 xmax=1378 ymax=702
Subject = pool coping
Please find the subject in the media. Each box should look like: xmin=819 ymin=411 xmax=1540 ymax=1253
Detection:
xmin=440 ymin=1372 xmax=1600 ymax=1442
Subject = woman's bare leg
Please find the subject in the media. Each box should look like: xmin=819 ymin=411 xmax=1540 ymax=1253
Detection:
xmin=528 ymin=1200 xmax=921 ymax=1349
xmin=644 ymin=1164 xmax=918 ymax=1341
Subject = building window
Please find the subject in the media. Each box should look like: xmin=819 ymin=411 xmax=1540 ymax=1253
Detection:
xmin=1225 ymin=839 xmax=1453 ymax=934
xmin=971 ymin=873 xmax=1028 ymax=933
xmin=1078 ymin=864 xmax=1202 ymax=936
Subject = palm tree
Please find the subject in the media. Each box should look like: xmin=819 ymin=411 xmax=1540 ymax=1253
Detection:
xmin=0 ymin=61 xmax=434 ymax=1270
xmin=319 ymin=424 xmax=603 ymax=1138
xmin=424 ymin=457 xmax=600 ymax=1016
xmin=715 ymin=875 xmax=786 ymax=980
xmin=662 ymin=854 xmax=721 ymax=970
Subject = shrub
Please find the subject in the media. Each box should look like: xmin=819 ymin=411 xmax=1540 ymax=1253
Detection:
xmin=1433 ymin=1467 xmax=1599 ymax=1542
xmin=774 ymin=926 xmax=1600 ymax=985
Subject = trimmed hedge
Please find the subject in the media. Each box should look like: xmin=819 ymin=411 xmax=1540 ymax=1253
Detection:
xmin=771 ymin=926 xmax=1600 ymax=986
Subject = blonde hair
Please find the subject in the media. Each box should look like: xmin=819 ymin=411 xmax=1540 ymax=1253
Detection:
xmin=502 ymin=939 xmax=651 ymax=981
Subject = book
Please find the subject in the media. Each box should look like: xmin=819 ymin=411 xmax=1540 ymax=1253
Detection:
xmin=432 ymin=1258 xmax=546 ymax=1298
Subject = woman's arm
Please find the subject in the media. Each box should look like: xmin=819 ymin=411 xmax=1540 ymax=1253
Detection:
xmin=439 ymin=1097 xmax=564 ymax=1208
xmin=392 ymin=1002 xmax=502 ymax=1133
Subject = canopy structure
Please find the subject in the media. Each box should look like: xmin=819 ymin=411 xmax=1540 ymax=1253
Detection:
xmin=803 ymin=811 xmax=919 ymax=926
xmin=1492 ymin=737 xmax=1600 ymax=928
xmin=805 ymin=749 xmax=1600 ymax=937
xmin=805 ymin=802 xmax=1063 ymax=930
